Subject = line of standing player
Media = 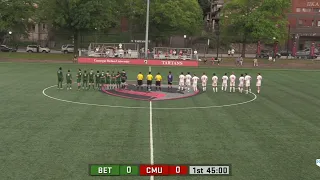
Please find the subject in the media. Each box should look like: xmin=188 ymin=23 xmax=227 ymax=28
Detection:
xmin=177 ymin=72 xmax=263 ymax=94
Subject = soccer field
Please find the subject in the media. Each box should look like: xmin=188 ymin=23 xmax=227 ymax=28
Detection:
xmin=0 ymin=62 xmax=320 ymax=180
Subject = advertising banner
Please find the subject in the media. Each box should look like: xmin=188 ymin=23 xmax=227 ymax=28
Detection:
xmin=78 ymin=57 xmax=198 ymax=67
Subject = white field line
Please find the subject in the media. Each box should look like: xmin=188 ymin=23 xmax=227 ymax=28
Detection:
xmin=149 ymin=101 xmax=154 ymax=180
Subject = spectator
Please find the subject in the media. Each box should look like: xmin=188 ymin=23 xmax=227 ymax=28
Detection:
xmin=173 ymin=49 xmax=177 ymax=56
xmin=194 ymin=49 xmax=198 ymax=60
xmin=253 ymin=58 xmax=258 ymax=67
xmin=239 ymin=56 xmax=243 ymax=66
xmin=231 ymin=48 xmax=235 ymax=56
xmin=228 ymin=49 xmax=231 ymax=56
xmin=128 ymin=49 xmax=132 ymax=57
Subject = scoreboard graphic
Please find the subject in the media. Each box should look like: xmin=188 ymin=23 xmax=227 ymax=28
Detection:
xmin=89 ymin=164 xmax=232 ymax=176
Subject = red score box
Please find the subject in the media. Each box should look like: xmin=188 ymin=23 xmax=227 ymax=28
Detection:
xmin=168 ymin=165 xmax=188 ymax=175
xmin=140 ymin=165 xmax=169 ymax=176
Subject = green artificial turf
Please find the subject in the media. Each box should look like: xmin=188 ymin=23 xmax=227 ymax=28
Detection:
xmin=0 ymin=63 xmax=319 ymax=180
xmin=0 ymin=52 xmax=73 ymax=60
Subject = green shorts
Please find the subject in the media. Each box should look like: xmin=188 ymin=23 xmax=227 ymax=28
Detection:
xmin=67 ymin=80 xmax=72 ymax=84
xmin=100 ymin=80 xmax=106 ymax=84
xmin=58 ymin=78 xmax=63 ymax=82
xmin=111 ymin=81 xmax=115 ymax=84
xmin=106 ymin=80 xmax=111 ymax=84
xmin=95 ymin=80 xmax=100 ymax=84
xmin=116 ymin=81 xmax=121 ymax=85
xmin=89 ymin=79 xmax=94 ymax=83
xmin=77 ymin=79 xmax=81 ymax=83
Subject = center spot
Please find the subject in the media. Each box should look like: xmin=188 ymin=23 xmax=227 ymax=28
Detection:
xmin=101 ymin=84 xmax=201 ymax=101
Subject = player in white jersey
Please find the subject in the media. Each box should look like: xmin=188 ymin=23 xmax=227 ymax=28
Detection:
xmin=256 ymin=73 xmax=262 ymax=94
xmin=212 ymin=73 xmax=218 ymax=92
xmin=221 ymin=73 xmax=228 ymax=91
xmin=229 ymin=72 xmax=236 ymax=92
xmin=244 ymin=73 xmax=252 ymax=94
xmin=201 ymin=73 xmax=208 ymax=91
xmin=178 ymin=72 xmax=185 ymax=91
xmin=185 ymin=72 xmax=192 ymax=92
xmin=238 ymin=74 xmax=245 ymax=93
xmin=192 ymin=74 xmax=200 ymax=92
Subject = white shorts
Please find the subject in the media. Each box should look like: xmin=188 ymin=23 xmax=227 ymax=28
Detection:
xmin=230 ymin=82 xmax=235 ymax=86
xmin=222 ymin=82 xmax=227 ymax=86
xmin=238 ymin=83 xmax=243 ymax=87
xmin=202 ymin=82 xmax=207 ymax=86
xmin=212 ymin=82 xmax=217 ymax=87
xmin=193 ymin=84 xmax=197 ymax=87
xmin=246 ymin=82 xmax=250 ymax=87
xmin=179 ymin=81 xmax=184 ymax=86
xmin=256 ymin=82 xmax=261 ymax=87
xmin=186 ymin=81 xmax=191 ymax=86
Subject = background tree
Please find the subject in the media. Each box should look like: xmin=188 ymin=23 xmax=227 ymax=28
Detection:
xmin=220 ymin=0 xmax=291 ymax=57
xmin=37 ymin=0 xmax=120 ymax=54
xmin=0 ymin=0 xmax=36 ymax=44
xmin=198 ymin=0 xmax=211 ymax=18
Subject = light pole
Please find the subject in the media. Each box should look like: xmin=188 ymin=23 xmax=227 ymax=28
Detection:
xmin=273 ymin=37 xmax=278 ymax=61
xmin=215 ymin=24 xmax=220 ymax=60
xmin=144 ymin=0 xmax=150 ymax=60
xmin=94 ymin=28 xmax=98 ymax=43
xmin=184 ymin=35 xmax=187 ymax=48
xmin=286 ymin=25 xmax=291 ymax=59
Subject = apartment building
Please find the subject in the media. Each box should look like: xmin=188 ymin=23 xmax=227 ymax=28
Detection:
xmin=288 ymin=0 xmax=320 ymax=49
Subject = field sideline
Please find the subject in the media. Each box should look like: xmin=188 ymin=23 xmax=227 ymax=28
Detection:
xmin=0 ymin=62 xmax=320 ymax=180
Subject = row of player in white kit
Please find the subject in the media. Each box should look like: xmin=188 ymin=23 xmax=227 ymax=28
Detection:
xmin=177 ymin=72 xmax=263 ymax=94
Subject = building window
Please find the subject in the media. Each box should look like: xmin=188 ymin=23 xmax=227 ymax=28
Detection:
xmin=318 ymin=21 xmax=320 ymax=27
xmin=298 ymin=20 xmax=303 ymax=25
xmin=302 ymin=8 xmax=312 ymax=12
xmin=42 ymin=24 xmax=46 ymax=30
xmin=314 ymin=8 xmax=320 ymax=13
xmin=296 ymin=8 xmax=301 ymax=12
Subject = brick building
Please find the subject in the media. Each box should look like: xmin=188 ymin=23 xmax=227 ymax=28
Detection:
xmin=288 ymin=0 xmax=320 ymax=50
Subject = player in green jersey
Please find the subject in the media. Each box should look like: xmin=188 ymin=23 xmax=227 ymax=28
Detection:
xmin=120 ymin=71 xmax=127 ymax=89
xmin=57 ymin=67 xmax=63 ymax=89
xmin=105 ymin=71 xmax=111 ymax=89
xmin=66 ymin=70 xmax=72 ymax=90
xmin=82 ymin=70 xmax=88 ymax=89
xmin=100 ymin=71 xmax=106 ymax=90
xmin=88 ymin=69 xmax=95 ymax=90
xmin=111 ymin=71 xmax=116 ymax=89
xmin=95 ymin=71 xmax=101 ymax=90
xmin=77 ymin=69 xmax=82 ymax=90
xmin=116 ymin=72 xmax=121 ymax=89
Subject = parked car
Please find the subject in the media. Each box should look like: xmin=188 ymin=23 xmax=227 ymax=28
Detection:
xmin=61 ymin=44 xmax=74 ymax=53
xmin=295 ymin=48 xmax=319 ymax=59
xmin=258 ymin=50 xmax=281 ymax=58
xmin=0 ymin=45 xmax=17 ymax=52
xmin=26 ymin=45 xmax=50 ymax=53
xmin=279 ymin=50 xmax=292 ymax=57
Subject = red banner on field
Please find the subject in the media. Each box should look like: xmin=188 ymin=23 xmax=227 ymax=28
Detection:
xmin=77 ymin=57 xmax=198 ymax=67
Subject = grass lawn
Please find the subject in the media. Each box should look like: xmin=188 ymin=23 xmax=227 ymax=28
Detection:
xmin=0 ymin=62 xmax=319 ymax=180
xmin=0 ymin=52 xmax=73 ymax=60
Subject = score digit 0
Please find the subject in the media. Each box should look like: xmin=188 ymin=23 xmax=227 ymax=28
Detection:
xmin=126 ymin=166 xmax=131 ymax=174
xmin=176 ymin=166 xmax=181 ymax=173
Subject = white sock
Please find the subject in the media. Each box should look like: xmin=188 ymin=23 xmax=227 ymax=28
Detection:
xmin=213 ymin=87 xmax=215 ymax=92
xmin=233 ymin=87 xmax=235 ymax=92
xmin=249 ymin=88 xmax=251 ymax=92
xmin=224 ymin=86 xmax=227 ymax=91
xmin=221 ymin=86 xmax=224 ymax=91
xmin=215 ymin=87 xmax=218 ymax=92
xmin=230 ymin=87 xmax=232 ymax=92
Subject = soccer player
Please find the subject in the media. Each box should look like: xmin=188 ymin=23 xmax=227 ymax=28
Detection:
xmin=192 ymin=74 xmax=199 ymax=92
xmin=111 ymin=71 xmax=116 ymax=89
xmin=178 ymin=72 xmax=185 ymax=91
xmin=229 ymin=72 xmax=236 ymax=92
xmin=256 ymin=73 xmax=262 ymax=94
xmin=120 ymin=71 xmax=127 ymax=89
xmin=244 ymin=73 xmax=252 ymax=94
xmin=100 ymin=71 xmax=106 ymax=90
xmin=76 ymin=69 xmax=82 ymax=90
xmin=201 ymin=73 xmax=208 ymax=91
xmin=82 ymin=70 xmax=88 ymax=90
xmin=106 ymin=71 xmax=111 ymax=89
xmin=167 ymin=71 xmax=173 ymax=91
xmin=238 ymin=74 xmax=245 ymax=93
xmin=221 ymin=73 xmax=228 ymax=91
xmin=146 ymin=72 xmax=153 ymax=91
xmin=137 ymin=72 xmax=144 ymax=90
xmin=95 ymin=71 xmax=100 ymax=90
xmin=66 ymin=70 xmax=72 ymax=90
xmin=57 ymin=67 xmax=63 ymax=89
xmin=116 ymin=72 xmax=121 ymax=89
xmin=89 ymin=69 xmax=95 ymax=90
xmin=185 ymin=72 xmax=192 ymax=92
xmin=212 ymin=73 xmax=218 ymax=92
xmin=155 ymin=72 xmax=162 ymax=91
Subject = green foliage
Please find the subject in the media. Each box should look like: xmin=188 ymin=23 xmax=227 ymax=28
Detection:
xmin=0 ymin=0 xmax=36 ymax=35
xmin=198 ymin=0 xmax=211 ymax=17
xmin=221 ymin=0 xmax=291 ymax=44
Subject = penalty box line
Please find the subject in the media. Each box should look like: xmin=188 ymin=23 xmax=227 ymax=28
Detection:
xmin=149 ymin=65 xmax=155 ymax=180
